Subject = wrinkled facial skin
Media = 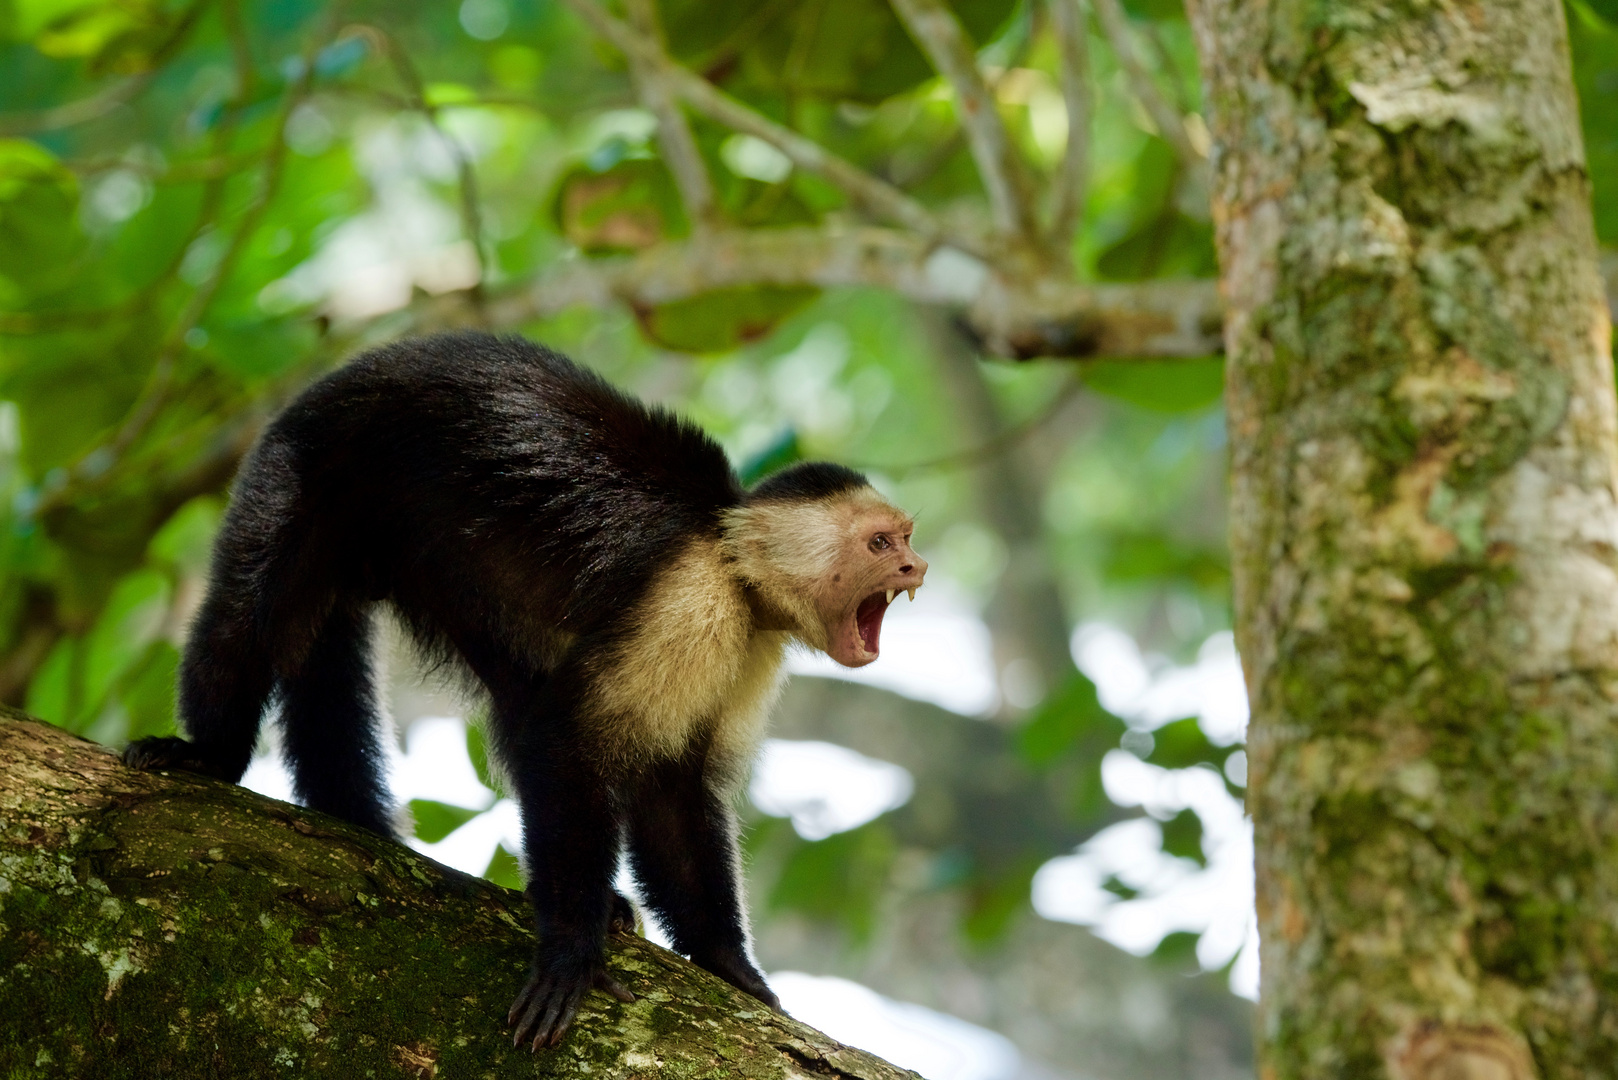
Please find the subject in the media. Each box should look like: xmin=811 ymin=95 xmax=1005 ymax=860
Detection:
xmin=817 ymin=506 xmax=927 ymax=668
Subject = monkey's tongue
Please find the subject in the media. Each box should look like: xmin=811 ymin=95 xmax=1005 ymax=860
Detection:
xmin=855 ymin=592 xmax=891 ymax=655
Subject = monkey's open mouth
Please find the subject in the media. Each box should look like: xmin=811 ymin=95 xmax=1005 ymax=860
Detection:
xmin=855 ymin=591 xmax=892 ymax=656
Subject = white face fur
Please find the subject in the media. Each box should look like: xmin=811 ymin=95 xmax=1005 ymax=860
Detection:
xmin=722 ymin=486 xmax=927 ymax=667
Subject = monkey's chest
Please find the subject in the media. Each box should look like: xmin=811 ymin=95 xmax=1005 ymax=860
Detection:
xmin=583 ymin=538 xmax=789 ymax=761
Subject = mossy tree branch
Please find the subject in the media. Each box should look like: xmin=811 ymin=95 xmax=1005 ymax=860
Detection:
xmin=0 ymin=714 xmax=919 ymax=1080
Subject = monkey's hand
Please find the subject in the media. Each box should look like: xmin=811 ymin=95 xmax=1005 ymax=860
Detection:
xmin=508 ymin=948 xmax=634 ymax=1051
xmin=692 ymin=949 xmax=782 ymax=1011
xmin=121 ymin=736 xmax=240 ymax=781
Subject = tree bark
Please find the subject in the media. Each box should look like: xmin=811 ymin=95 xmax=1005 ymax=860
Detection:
xmin=1189 ymin=0 xmax=1618 ymax=1076
xmin=0 ymin=713 xmax=919 ymax=1080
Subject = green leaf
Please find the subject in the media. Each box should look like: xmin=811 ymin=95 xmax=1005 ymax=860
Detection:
xmin=25 ymin=635 xmax=78 ymax=729
xmin=26 ymin=0 xmax=180 ymax=73
xmin=1158 ymin=807 xmax=1205 ymax=866
xmin=1101 ymin=530 xmax=1229 ymax=588
xmin=484 ymin=843 xmax=524 ymax=890
xmin=410 ymin=799 xmax=483 ymax=844
xmin=0 ymin=139 xmax=83 ymax=303
xmin=1016 ymin=671 xmax=1117 ymax=767
xmin=1572 ymin=0 xmax=1618 ymax=29
xmin=961 ymin=858 xmax=1039 ymax=943
xmin=1144 ymin=715 xmax=1229 ymax=771
xmin=737 ymin=429 xmax=802 ymax=485
xmin=147 ymin=496 xmax=222 ymax=573
xmin=81 ymin=568 xmax=170 ymax=713
xmin=1080 ymin=358 xmax=1223 ymax=413
xmin=118 ymin=640 xmax=180 ymax=742
xmin=1150 ymin=929 xmax=1200 ymax=966
xmin=1100 ymin=874 xmax=1138 ymax=900
xmin=662 ymin=0 xmax=1017 ymax=105
xmin=13 ymin=0 xmax=100 ymax=39
xmin=465 ymin=719 xmax=498 ymax=792
xmin=636 ymin=285 xmax=819 ymax=354
xmin=552 ymin=157 xmax=687 ymax=254
xmin=766 ymin=821 xmax=896 ymax=944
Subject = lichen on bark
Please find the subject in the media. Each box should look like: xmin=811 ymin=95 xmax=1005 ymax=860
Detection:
xmin=0 ymin=713 xmax=920 ymax=1080
xmin=1187 ymin=0 xmax=1618 ymax=1076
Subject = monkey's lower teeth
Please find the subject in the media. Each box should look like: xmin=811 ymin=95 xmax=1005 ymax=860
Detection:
xmin=886 ymin=590 xmax=895 ymax=604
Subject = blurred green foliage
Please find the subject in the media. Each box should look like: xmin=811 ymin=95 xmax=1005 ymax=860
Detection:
xmin=1 ymin=0 xmax=1613 ymax=1014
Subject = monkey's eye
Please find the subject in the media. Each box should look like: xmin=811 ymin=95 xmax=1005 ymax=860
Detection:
xmin=870 ymin=534 xmax=891 ymax=551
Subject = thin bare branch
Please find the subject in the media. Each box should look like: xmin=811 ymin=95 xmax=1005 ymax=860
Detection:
xmin=36 ymin=26 xmax=327 ymax=518
xmin=1091 ymin=0 xmax=1201 ymax=169
xmin=362 ymin=26 xmax=488 ymax=297
xmin=0 ymin=76 xmax=155 ymax=137
xmin=623 ymin=0 xmax=717 ymax=229
xmin=864 ymin=375 xmax=1083 ymax=475
xmin=888 ymin=0 xmax=1040 ymax=241
xmin=0 ymin=0 xmax=211 ymax=136
xmin=1048 ymin=0 xmax=1093 ymax=248
xmin=480 ymin=226 xmax=1222 ymax=359
xmin=557 ymin=0 xmax=982 ymax=258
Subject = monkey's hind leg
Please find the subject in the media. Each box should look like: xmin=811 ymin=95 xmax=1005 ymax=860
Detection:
xmin=277 ymin=604 xmax=397 ymax=837
xmin=124 ymin=592 xmax=274 ymax=783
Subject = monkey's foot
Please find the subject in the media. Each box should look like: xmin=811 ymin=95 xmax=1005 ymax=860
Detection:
xmin=693 ymin=949 xmax=781 ymax=1011
xmin=608 ymin=891 xmax=638 ymax=935
xmin=508 ymin=955 xmax=634 ymax=1051
xmin=122 ymin=736 xmax=241 ymax=781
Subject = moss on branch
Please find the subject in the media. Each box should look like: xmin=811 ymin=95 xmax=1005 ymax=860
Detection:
xmin=0 ymin=712 xmax=918 ymax=1080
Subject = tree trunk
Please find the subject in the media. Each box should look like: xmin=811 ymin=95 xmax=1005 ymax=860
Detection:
xmin=0 ymin=713 xmax=919 ymax=1080
xmin=1188 ymin=0 xmax=1618 ymax=1076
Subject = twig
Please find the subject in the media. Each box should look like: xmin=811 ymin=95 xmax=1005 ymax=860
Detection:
xmin=1140 ymin=19 xmax=1192 ymax=117
xmin=888 ymin=0 xmax=1039 ymax=241
xmin=623 ymin=0 xmax=716 ymax=229
xmin=887 ymin=129 xmax=966 ymax=189
xmin=220 ymin=0 xmax=258 ymax=102
xmin=557 ymin=0 xmax=983 ymax=258
xmin=0 ymin=0 xmax=211 ymax=136
xmin=37 ymin=25 xmax=326 ymax=517
xmin=362 ymin=26 xmax=488 ymax=297
xmin=866 ymin=375 xmax=1082 ymax=475
xmin=10 ymin=10 xmax=260 ymax=339
xmin=1048 ymin=0 xmax=1093 ymax=248
xmin=1090 ymin=0 xmax=1201 ymax=169
xmin=60 ymin=151 xmax=259 ymax=183
xmin=0 ymin=77 xmax=156 ymax=138
xmin=478 ymin=226 xmax=1224 ymax=359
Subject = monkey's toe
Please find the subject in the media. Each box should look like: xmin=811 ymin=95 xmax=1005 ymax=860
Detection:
xmin=508 ymin=957 xmax=633 ymax=1051
xmin=608 ymin=891 xmax=638 ymax=935
xmin=694 ymin=950 xmax=780 ymax=1011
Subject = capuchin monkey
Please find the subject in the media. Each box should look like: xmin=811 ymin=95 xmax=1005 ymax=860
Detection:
xmin=122 ymin=330 xmax=926 ymax=1050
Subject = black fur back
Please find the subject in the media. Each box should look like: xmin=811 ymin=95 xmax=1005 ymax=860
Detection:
xmin=258 ymin=330 xmax=743 ymax=642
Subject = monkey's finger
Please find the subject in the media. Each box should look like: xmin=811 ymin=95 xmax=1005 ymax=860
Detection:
xmin=594 ymin=969 xmax=635 ymax=1003
xmin=532 ymin=990 xmax=579 ymax=1051
xmin=546 ymin=996 xmax=584 ymax=1048
xmin=511 ymin=985 xmax=554 ymax=1046
xmin=507 ymin=982 xmax=539 ymax=1029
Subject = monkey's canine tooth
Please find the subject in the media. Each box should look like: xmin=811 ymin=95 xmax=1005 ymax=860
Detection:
xmin=907 ymin=587 xmax=916 ymax=602
xmin=886 ymin=589 xmax=895 ymax=604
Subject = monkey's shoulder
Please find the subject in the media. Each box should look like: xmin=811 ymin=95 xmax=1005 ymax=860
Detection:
xmin=585 ymin=536 xmax=787 ymax=761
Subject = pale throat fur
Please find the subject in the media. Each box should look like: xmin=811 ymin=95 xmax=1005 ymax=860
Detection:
xmin=587 ymin=484 xmax=908 ymax=770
